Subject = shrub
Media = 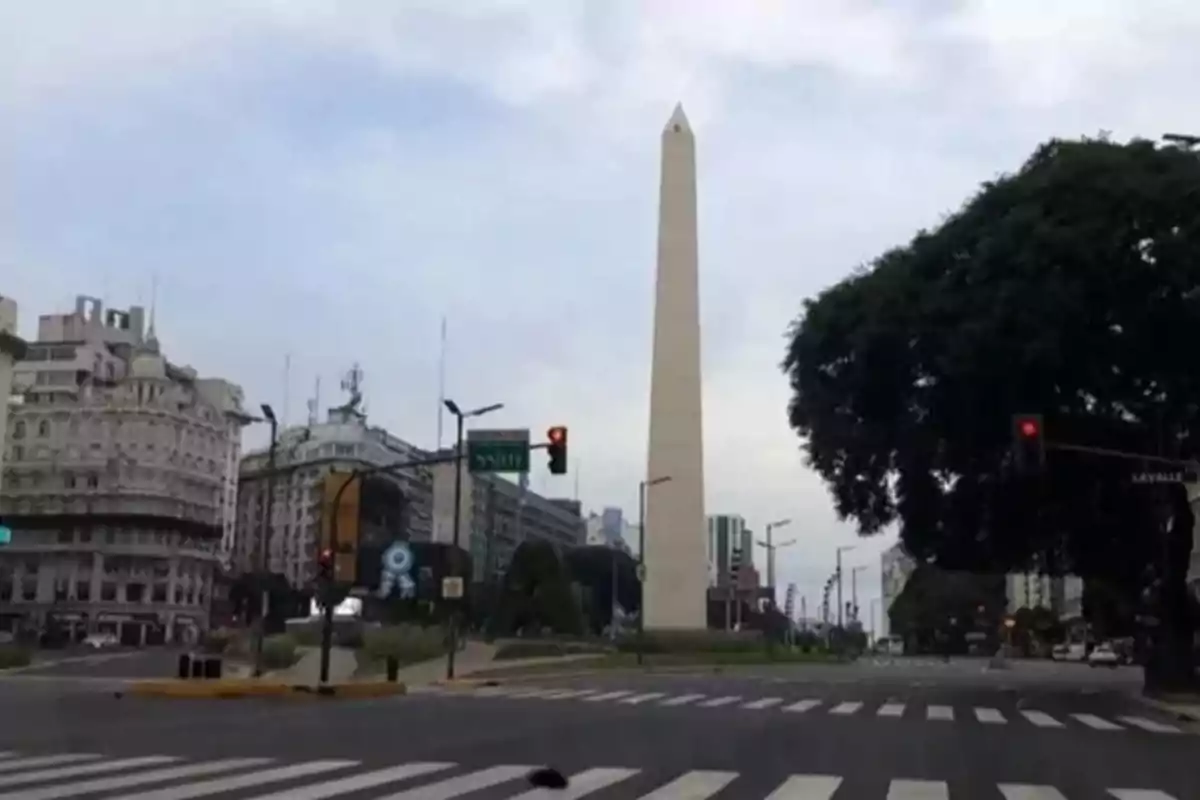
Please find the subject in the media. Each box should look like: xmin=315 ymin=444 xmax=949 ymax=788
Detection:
xmin=198 ymin=630 xmax=236 ymax=655
xmin=285 ymin=621 xmax=324 ymax=648
xmin=362 ymin=625 xmax=444 ymax=666
xmin=261 ymin=634 xmax=299 ymax=671
xmin=0 ymin=645 xmax=32 ymax=670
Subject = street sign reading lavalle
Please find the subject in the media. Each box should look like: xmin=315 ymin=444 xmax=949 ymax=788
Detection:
xmin=467 ymin=428 xmax=531 ymax=474
xmin=1131 ymin=469 xmax=1198 ymax=485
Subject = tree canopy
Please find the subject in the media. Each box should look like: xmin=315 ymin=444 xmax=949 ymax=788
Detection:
xmin=783 ymin=136 xmax=1200 ymax=688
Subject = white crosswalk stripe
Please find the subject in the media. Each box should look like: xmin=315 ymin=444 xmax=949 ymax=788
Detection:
xmin=426 ymin=685 xmax=1186 ymax=734
xmin=0 ymin=752 xmax=1179 ymax=799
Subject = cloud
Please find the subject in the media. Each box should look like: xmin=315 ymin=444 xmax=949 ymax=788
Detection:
xmin=5 ymin=0 xmax=1200 ymax=614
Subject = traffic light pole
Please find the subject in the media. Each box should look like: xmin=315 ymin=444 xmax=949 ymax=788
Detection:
xmin=316 ymin=440 xmax=558 ymax=687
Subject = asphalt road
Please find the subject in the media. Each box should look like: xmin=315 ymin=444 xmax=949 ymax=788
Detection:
xmin=0 ymin=662 xmax=1193 ymax=798
xmin=9 ymin=647 xmax=186 ymax=679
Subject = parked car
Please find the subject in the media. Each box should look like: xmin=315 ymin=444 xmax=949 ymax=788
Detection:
xmin=1088 ymin=642 xmax=1121 ymax=668
xmin=1052 ymin=642 xmax=1087 ymax=662
xmin=83 ymin=632 xmax=119 ymax=650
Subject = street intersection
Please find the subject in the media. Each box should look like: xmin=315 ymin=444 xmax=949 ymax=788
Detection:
xmin=0 ymin=656 xmax=1192 ymax=798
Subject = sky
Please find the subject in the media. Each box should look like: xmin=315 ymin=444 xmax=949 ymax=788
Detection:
xmin=4 ymin=1 xmax=1200 ymax=631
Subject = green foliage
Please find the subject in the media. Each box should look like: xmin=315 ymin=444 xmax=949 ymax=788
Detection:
xmin=287 ymin=621 xmax=324 ymax=648
xmin=260 ymin=634 xmax=299 ymax=671
xmin=361 ymin=625 xmax=444 ymax=665
xmin=783 ymin=136 xmax=1200 ymax=688
xmin=0 ymin=645 xmax=32 ymax=669
xmin=491 ymin=540 xmax=584 ymax=636
xmin=889 ymin=566 xmax=1006 ymax=649
xmin=198 ymin=629 xmax=237 ymax=655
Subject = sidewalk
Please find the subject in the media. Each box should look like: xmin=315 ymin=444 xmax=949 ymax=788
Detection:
xmin=1137 ymin=693 xmax=1200 ymax=722
xmin=268 ymin=646 xmax=358 ymax=684
xmin=391 ymin=642 xmax=604 ymax=686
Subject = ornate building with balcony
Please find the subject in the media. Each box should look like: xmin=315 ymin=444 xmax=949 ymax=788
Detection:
xmin=0 ymin=295 xmax=248 ymax=644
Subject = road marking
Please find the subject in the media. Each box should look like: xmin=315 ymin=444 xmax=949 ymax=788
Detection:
xmin=243 ymin=763 xmax=453 ymax=800
xmin=0 ymin=756 xmax=179 ymax=789
xmin=1072 ymin=713 xmax=1123 ymax=731
xmin=886 ymin=778 xmax=950 ymax=799
xmin=0 ymin=758 xmax=275 ymax=800
xmin=546 ymin=689 xmax=599 ymax=699
xmin=782 ymin=699 xmax=821 ymax=713
xmin=113 ymin=760 xmax=359 ymax=800
xmin=877 ymin=703 xmax=905 ymax=717
xmin=637 ymin=769 xmax=738 ymax=799
xmin=0 ymin=754 xmax=100 ymax=773
xmin=1020 ymin=710 xmax=1065 ymax=728
xmin=660 ymin=693 xmax=706 ymax=706
xmin=621 ymin=692 xmax=667 ymax=705
xmin=1106 ymin=790 xmax=1179 ymax=799
xmin=926 ymin=705 xmax=954 ymax=721
xmin=374 ymin=765 xmax=534 ymax=799
xmin=997 ymin=784 xmax=1069 ymax=799
xmin=742 ymin=697 xmax=784 ymax=710
xmin=763 ymin=774 xmax=843 ymax=799
xmin=584 ymin=690 xmax=634 ymax=702
xmin=697 ymin=695 xmax=742 ymax=708
xmin=507 ymin=767 xmax=639 ymax=799
xmin=1118 ymin=716 xmax=1181 ymax=733
xmin=829 ymin=702 xmax=862 ymax=715
xmin=540 ymin=689 xmax=591 ymax=700
xmin=975 ymin=707 xmax=1006 ymax=724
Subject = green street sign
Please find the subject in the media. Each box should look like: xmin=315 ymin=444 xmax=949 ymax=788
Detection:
xmin=0 ymin=526 xmax=10 ymax=546
xmin=467 ymin=429 xmax=531 ymax=474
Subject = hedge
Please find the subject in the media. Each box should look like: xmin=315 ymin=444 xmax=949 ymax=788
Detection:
xmin=614 ymin=630 xmax=766 ymax=655
xmin=0 ymin=645 xmax=32 ymax=670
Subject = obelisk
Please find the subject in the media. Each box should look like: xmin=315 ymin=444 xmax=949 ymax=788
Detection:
xmin=643 ymin=104 xmax=708 ymax=630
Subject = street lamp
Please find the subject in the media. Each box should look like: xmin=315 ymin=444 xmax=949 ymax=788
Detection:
xmin=636 ymin=475 xmax=672 ymax=665
xmin=442 ymin=398 xmax=503 ymax=679
xmin=759 ymin=518 xmax=793 ymax=599
xmin=835 ymin=544 xmax=855 ymax=628
xmin=849 ymin=565 xmax=867 ymax=624
xmin=252 ymin=403 xmax=278 ymax=678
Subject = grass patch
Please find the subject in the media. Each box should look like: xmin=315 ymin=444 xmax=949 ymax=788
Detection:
xmin=0 ymin=645 xmax=32 ymax=670
xmin=493 ymin=640 xmax=611 ymax=660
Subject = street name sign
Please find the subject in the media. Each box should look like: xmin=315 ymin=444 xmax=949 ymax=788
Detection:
xmin=1131 ymin=469 xmax=1198 ymax=484
xmin=467 ymin=428 xmax=531 ymax=474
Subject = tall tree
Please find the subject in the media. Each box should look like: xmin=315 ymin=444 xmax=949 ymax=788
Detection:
xmin=783 ymin=136 xmax=1200 ymax=690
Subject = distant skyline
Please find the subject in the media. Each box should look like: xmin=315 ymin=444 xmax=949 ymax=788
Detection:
xmin=7 ymin=0 xmax=1198 ymax=616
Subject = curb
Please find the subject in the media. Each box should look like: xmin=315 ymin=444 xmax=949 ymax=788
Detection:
xmin=1134 ymin=693 xmax=1200 ymax=722
xmin=126 ymin=679 xmax=408 ymax=700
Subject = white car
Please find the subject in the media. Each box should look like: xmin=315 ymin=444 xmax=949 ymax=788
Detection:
xmin=83 ymin=633 xmax=118 ymax=650
xmin=1088 ymin=643 xmax=1120 ymax=667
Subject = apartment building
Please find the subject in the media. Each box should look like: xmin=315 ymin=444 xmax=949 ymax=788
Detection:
xmin=0 ymin=295 xmax=248 ymax=643
xmin=235 ymin=400 xmax=433 ymax=588
xmin=0 ymin=296 xmax=27 ymax=497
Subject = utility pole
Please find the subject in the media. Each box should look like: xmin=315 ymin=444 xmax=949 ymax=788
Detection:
xmin=835 ymin=545 xmax=855 ymax=628
xmin=252 ymin=404 xmax=278 ymax=678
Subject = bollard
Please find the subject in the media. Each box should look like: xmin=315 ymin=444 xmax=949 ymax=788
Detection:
xmin=385 ymin=656 xmax=400 ymax=683
xmin=203 ymin=656 xmax=222 ymax=680
xmin=190 ymin=655 xmax=205 ymax=679
xmin=177 ymin=653 xmax=192 ymax=680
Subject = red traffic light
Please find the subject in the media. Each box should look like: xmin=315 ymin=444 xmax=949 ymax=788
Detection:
xmin=319 ymin=548 xmax=333 ymax=563
xmin=1018 ymin=418 xmax=1040 ymax=438
xmin=547 ymin=426 xmax=566 ymax=444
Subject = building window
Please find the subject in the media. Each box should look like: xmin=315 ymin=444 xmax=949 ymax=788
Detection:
xmin=11 ymin=421 xmax=24 ymax=439
xmin=37 ymin=420 xmax=49 ymax=437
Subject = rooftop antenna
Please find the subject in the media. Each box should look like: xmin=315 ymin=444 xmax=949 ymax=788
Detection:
xmin=307 ymin=375 xmax=321 ymax=427
xmin=339 ymin=363 xmax=364 ymax=417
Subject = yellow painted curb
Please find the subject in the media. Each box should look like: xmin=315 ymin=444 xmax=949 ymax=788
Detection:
xmin=430 ymin=678 xmax=501 ymax=688
xmin=126 ymin=680 xmax=408 ymax=700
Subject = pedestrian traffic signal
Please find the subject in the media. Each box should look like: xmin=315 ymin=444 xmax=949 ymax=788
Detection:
xmin=547 ymin=425 xmax=568 ymax=475
xmin=1012 ymin=413 xmax=1046 ymax=475
xmin=317 ymin=548 xmax=334 ymax=582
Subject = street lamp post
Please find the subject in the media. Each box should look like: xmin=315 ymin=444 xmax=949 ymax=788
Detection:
xmin=850 ymin=565 xmax=867 ymax=623
xmin=252 ymin=403 xmax=278 ymax=678
xmin=636 ymin=475 xmax=672 ymax=665
xmin=442 ymin=398 xmax=503 ymax=680
xmin=762 ymin=518 xmax=792 ymax=599
xmin=835 ymin=545 xmax=855 ymax=628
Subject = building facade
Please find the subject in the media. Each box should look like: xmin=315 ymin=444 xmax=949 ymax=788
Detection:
xmin=584 ymin=506 xmax=633 ymax=554
xmin=429 ymin=458 xmax=585 ymax=583
xmin=0 ymin=295 xmax=247 ymax=644
xmin=880 ymin=542 xmax=916 ymax=638
xmin=0 ymin=296 xmax=27 ymax=498
xmin=235 ymin=401 xmax=433 ymax=589
xmin=707 ymin=514 xmax=747 ymax=587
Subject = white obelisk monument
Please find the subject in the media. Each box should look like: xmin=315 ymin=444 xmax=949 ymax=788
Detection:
xmin=643 ymin=104 xmax=708 ymax=630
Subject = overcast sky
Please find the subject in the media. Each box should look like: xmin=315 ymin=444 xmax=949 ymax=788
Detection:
xmin=4 ymin=1 xmax=1199 ymax=628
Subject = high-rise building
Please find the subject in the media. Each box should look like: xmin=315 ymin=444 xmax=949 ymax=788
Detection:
xmin=644 ymin=103 xmax=708 ymax=629
xmin=880 ymin=542 xmax=916 ymax=638
xmin=0 ymin=295 xmax=27 ymax=498
xmin=428 ymin=458 xmax=585 ymax=582
xmin=584 ymin=507 xmax=633 ymax=554
xmin=0 ymin=295 xmax=248 ymax=644
xmin=706 ymin=514 xmax=747 ymax=587
xmin=234 ymin=392 xmax=433 ymax=589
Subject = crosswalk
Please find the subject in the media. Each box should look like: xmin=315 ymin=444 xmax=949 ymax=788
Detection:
xmin=414 ymin=685 xmax=1185 ymax=734
xmin=0 ymin=751 xmax=1179 ymax=799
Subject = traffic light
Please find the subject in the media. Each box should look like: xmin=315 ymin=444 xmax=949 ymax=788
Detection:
xmin=317 ymin=548 xmax=334 ymax=582
xmin=730 ymin=548 xmax=743 ymax=587
xmin=547 ymin=425 xmax=568 ymax=475
xmin=1012 ymin=413 xmax=1046 ymax=475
